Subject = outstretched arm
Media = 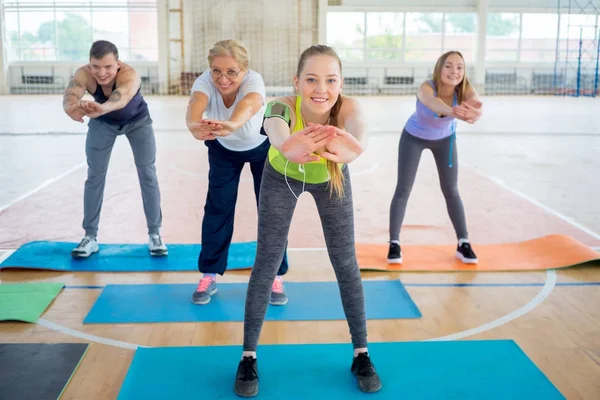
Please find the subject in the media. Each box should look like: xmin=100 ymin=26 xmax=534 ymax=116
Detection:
xmin=264 ymin=101 xmax=336 ymax=164
xmin=341 ymin=97 xmax=368 ymax=150
xmin=63 ymin=68 xmax=89 ymax=123
xmin=263 ymin=115 xmax=292 ymax=152
xmin=100 ymin=68 xmax=141 ymax=113
xmin=231 ymin=92 xmax=263 ymax=126
xmin=318 ymin=97 xmax=366 ymax=164
xmin=79 ymin=68 xmax=141 ymax=118
xmin=186 ymin=90 xmax=215 ymax=141
xmin=453 ymin=85 xmax=483 ymax=124
xmin=417 ymin=81 xmax=454 ymax=117
xmin=202 ymin=92 xmax=264 ymax=136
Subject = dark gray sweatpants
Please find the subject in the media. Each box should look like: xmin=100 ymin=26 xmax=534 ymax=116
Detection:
xmin=243 ymin=161 xmax=368 ymax=351
xmin=83 ymin=115 xmax=162 ymax=237
xmin=389 ymin=129 xmax=468 ymax=242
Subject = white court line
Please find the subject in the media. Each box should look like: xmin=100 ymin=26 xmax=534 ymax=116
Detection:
xmin=462 ymin=162 xmax=600 ymax=241
xmin=37 ymin=318 xmax=143 ymax=350
xmin=0 ymin=161 xmax=86 ymax=214
xmin=426 ymin=270 xmax=556 ymax=341
xmin=169 ymin=163 xmax=379 ymax=181
xmin=34 ymin=269 xmax=556 ymax=350
xmin=351 ymin=163 xmax=379 ymax=176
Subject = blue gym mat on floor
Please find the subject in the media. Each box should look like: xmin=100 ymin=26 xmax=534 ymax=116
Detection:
xmin=117 ymin=340 xmax=565 ymax=399
xmin=0 ymin=241 xmax=256 ymax=271
xmin=83 ymin=280 xmax=421 ymax=323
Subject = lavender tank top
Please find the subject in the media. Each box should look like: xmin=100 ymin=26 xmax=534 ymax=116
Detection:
xmin=404 ymin=80 xmax=457 ymax=141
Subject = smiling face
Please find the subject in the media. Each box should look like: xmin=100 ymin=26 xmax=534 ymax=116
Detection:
xmin=294 ymin=54 xmax=342 ymax=116
xmin=210 ymin=55 xmax=246 ymax=98
xmin=89 ymin=53 xmax=121 ymax=86
xmin=438 ymin=52 xmax=465 ymax=88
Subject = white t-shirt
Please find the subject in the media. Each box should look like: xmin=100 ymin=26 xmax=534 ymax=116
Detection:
xmin=190 ymin=68 xmax=268 ymax=152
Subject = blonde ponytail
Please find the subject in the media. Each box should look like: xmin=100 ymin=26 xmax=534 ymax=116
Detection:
xmin=327 ymin=160 xmax=344 ymax=199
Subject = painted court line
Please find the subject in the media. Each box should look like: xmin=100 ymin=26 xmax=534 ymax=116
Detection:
xmin=426 ymin=270 xmax=557 ymax=342
xmin=462 ymin=162 xmax=600 ymax=242
xmin=351 ymin=163 xmax=379 ymax=176
xmin=36 ymin=318 xmax=142 ymax=350
xmin=0 ymin=161 xmax=86 ymax=214
xmin=36 ymin=270 xmax=556 ymax=350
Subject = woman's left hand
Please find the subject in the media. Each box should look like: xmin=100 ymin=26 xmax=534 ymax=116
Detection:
xmin=317 ymin=125 xmax=364 ymax=163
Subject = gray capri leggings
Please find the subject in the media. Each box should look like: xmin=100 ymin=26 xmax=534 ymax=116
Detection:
xmin=389 ymin=129 xmax=468 ymax=242
xmin=243 ymin=161 xmax=368 ymax=351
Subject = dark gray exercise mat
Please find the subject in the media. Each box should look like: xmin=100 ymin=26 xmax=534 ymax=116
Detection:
xmin=0 ymin=343 xmax=89 ymax=400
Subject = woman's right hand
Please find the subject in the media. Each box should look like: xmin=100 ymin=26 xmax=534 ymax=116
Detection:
xmin=281 ymin=124 xmax=336 ymax=164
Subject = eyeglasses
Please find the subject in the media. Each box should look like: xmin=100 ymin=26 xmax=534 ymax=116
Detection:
xmin=210 ymin=68 xmax=240 ymax=79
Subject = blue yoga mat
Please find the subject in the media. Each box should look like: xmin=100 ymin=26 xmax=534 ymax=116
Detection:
xmin=117 ymin=340 xmax=564 ymax=399
xmin=83 ymin=280 xmax=421 ymax=323
xmin=0 ymin=241 xmax=256 ymax=272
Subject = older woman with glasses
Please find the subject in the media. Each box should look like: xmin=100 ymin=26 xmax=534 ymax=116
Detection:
xmin=186 ymin=39 xmax=289 ymax=306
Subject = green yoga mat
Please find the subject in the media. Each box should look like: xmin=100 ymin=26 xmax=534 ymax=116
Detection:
xmin=0 ymin=282 xmax=64 ymax=322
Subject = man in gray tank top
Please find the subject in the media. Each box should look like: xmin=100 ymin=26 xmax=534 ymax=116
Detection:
xmin=62 ymin=40 xmax=167 ymax=258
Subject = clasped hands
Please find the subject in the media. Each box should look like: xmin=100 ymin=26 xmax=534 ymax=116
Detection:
xmin=188 ymin=119 xmax=240 ymax=141
xmin=452 ymin=99 xmax=482 ymax=124
xmin=65 ymin=100 xmax=109 ymax=122
xmin=280 ymin=123 xmax=363 ymax=165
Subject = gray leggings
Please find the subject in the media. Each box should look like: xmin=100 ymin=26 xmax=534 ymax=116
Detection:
xmin=243 ymin=161 xmax=368 ymax=351
xmin=389 ymin=129 xmax=468 ymax=242
xmin=83 ymin=116 xmax=162 ymax=237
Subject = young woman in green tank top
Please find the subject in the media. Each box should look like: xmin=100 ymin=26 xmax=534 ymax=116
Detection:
xmin=233 ymin=45 xmax=382 ymax=398
xmin=266 ymin=95 xmax=334 ymax=184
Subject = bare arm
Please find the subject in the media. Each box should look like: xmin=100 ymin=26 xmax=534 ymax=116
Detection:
xmin=316 ymin=96 xmax=365 ymax=164
xmin=263 ymin=99 xmax=294 ymax=150
xmin=265 ymin=101 xmax=336 ymax=164
xmin=263 ymin=116 xmax=292 ymax=151
xmin=200 ymin=92 xmax=265 ymax=137
xmin=340 ymin=97 xmax=368 ymax=150
xmin=452 ymin=84 xmax=483 ymax=123
xmin=416 ymin=81 xmax=454 ymax=117
xmin=63 ymin=68 xmax=88 ymax=122
xmin=186 ymin=91 xmax=214 ymax=141
xmin=228 ymin=92 xmax=264 ymax=130
xmin=101 ymin=68 xmax=141 ymax=113
xmin=463 ymin=84 xmax=480 ymax=103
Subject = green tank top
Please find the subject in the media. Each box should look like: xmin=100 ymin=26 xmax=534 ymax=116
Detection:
xmin=267 ymin=96 xmax=332 ymax=184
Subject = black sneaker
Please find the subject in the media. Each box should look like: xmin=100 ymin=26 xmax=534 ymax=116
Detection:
xmin=234 ymin=356 xmax=259 ymax=397
xmin=387 ymin=242 xmax=402 ymax=264
xmin=351 ymin=352 xmax=382 ymax=393
xmin=456 ymin=242 xmax=478 ymax=264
